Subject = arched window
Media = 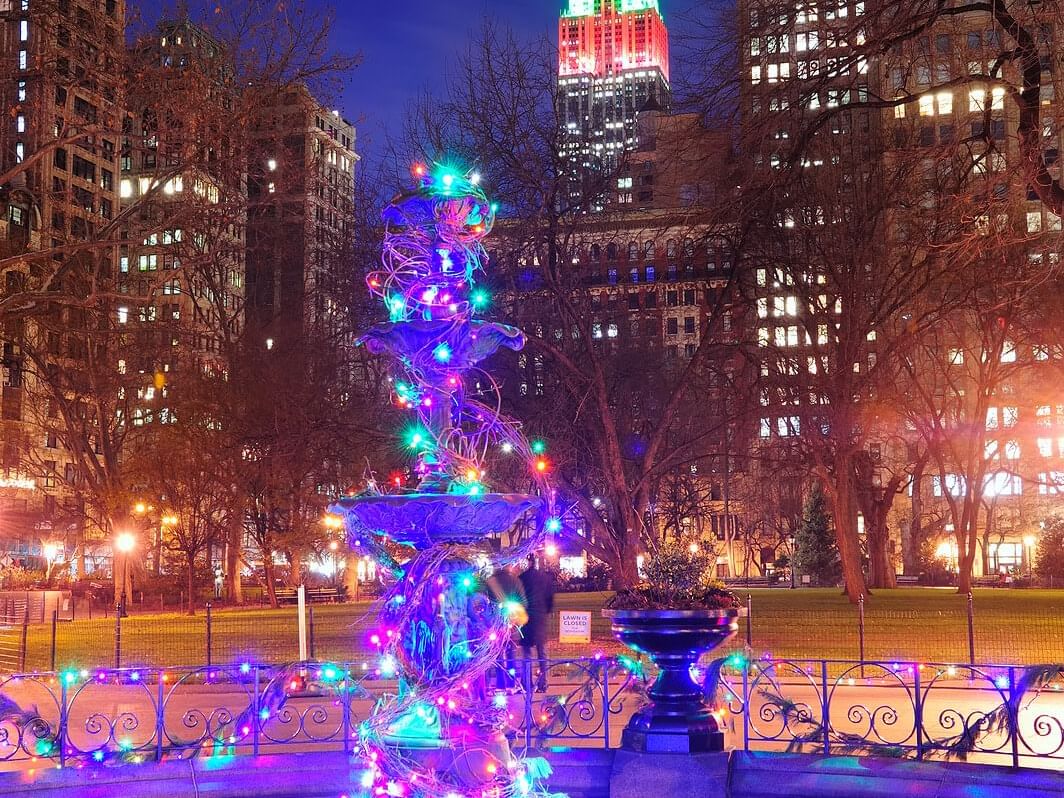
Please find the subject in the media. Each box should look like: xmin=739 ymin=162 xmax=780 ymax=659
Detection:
xmin=590 ymin=243 xmax=601 ymax=261
xmin=683 ymin=237 xmax=695 ymax=257
xmin=666 ymin=239 xmax=678 ymax=259
xmin=644 ymin=240 xmax=656 ymax=259
xmin=628 ymin=241 xmax=639 ymax=260
xmin=606 ymin=242 xmax=618 ymax=260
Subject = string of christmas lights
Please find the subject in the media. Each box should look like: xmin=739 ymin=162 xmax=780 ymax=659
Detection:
xmin=336 ymin=164 xmax=562 ymax=798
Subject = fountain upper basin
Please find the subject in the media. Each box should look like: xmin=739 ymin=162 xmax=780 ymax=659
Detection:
xmin=332 ymin=492 xmax=542 ymax=549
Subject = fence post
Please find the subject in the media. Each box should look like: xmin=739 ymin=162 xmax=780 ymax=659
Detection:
xmin=602 ymin=660 xmax=610 ymax=748
xmin=745 ymin=593 xmax=753 ymax=649
xmin=523 ymin=659 xmax=534 ymax=751
xmin=342 ymin=665 xmax=352 ymax=754
xmin=858 ymin=594 xmax=865 ymax=666
xmin=206 ymin=603 xmax=213 ymax=668
xmin=155 ymin=670 xmax=166 ymax=762
xmin=114 ymin=604 xmax=122 ymax=670
xmin=50 ymin=609 xmax=58 ymax=672
xmin=58 ymin=676 xmax=67 ymax=769
xmin=820 ymin=660 xmax=831 ymax=755
xmin=913 ymin=666 xmax=924 ymax=760
xmin=1007 ymin=666 xmax=1020 ymax=768
xmin=966 ymin=592 xmax=976 ymax=665
xmin=252 ymin=666 xmax=261 ymax=756
xmin=308 ymin=605 xmax=316 ymax=661
xmin=18 ymin=607 xmax=27 ymax=672
xmin=741 ymin=657 xmax=750 ymax=751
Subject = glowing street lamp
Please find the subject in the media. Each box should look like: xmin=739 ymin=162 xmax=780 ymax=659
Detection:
xmin=1023 ymin=534 xmax=1037 ymax=577
xmin=114 ymin=532 xmax=136 ymax=616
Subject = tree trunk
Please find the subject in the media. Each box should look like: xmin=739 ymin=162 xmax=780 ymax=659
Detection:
xmin=954 ymin=489 xmax=982 ymax=594
xmin=226 ymin=522 xmax=243 ymax=605
xmin=867 ymin=519 xmax=896 ymax=589
xmin=829 ymin=460 xmax=868 ymax=603
xmin=264 ymin=559 xmax=279 ymax=609
xmin=905 ymin=469 xmax=924 ymax=576
xmin=343 ymin=553 xmax=361 ymax=602
xmin=286 ymin=551 xmax=303 ymax=588
xmin=186 ymin=558 xmax=196 ymax=616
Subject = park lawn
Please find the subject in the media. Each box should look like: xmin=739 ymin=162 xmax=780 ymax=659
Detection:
xmin=15 ymin=588 xmax=1064 ymax=672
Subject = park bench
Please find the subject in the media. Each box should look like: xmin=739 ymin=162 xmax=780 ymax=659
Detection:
xmin=274 ymin=587 xmax=344 ymax=604
xmin=725 ymin=575 xmax=780 ymax=587
xmin=896 ymin=575 xmax=919 ymax=586
xmin=972 ymin=575 xmax=1005 ymax=588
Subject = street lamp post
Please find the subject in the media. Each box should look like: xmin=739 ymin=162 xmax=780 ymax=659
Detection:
xmin=1023 ymin=534 xmax=1037 ymax=578
xmin=788 ymin=535 xmax=797 ymax=589
xmin=42 ymin=542 xmax=59 ymax=586
xmin=114 ymin=532 xmax=136 ymax=617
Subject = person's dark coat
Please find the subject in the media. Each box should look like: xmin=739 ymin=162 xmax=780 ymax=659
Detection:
xmin=519 ymin=567 xmax=554 ymax=645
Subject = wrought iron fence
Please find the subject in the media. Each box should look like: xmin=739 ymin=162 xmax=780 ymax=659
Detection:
xmin=717 ymin=657 xmax=1064 ymax=768
xmin=0 ymin=656 xmax=1059 ymax=771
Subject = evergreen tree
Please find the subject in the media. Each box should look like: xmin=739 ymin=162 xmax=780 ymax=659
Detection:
xmin=794 ymin=485 xmax=842 ymax=586
xmin=1035 ymin=518 xmax=1064 ymax=584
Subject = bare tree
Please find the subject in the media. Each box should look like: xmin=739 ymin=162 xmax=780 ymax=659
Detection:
xmin=393 ymin=22 xmax=746 ymax=587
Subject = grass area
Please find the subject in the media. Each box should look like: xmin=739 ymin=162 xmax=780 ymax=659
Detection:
xmin=12 ymin=588 xmax=1064 ymax=672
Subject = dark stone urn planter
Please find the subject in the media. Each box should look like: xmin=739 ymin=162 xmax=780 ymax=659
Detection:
xmin=604 ymin=608 xmax=738 ymax=753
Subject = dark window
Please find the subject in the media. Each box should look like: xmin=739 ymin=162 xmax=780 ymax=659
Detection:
xmin=666 ymin=317 xmax=678 ymax=336
xmin=666 ymin=290 xmax=679 ymax=307
xmin=72 ymin=155 xmax=95 ymax=182
xmin=53 ymin=148 xmax=68 ymax=170
xmin=684 ymin=317 xmax=696 ymax=334
xmin=73 ymin=96 xmax=97 ymax=123
xmin=683 ymin=289 xmax=696 ymax=305
xmin=627 ymin=293 xmax=640 ymax=310
xmin=645 ymin=292 xmax=657 ymax=309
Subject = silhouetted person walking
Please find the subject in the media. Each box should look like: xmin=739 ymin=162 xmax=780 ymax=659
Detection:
xmin=519 ymin=554 xmax=554 ymax=692
xmin=486 ymin=564 xmax=526 ymax=688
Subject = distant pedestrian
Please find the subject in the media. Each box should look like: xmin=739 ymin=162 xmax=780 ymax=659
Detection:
xmin=519 ymin=554 xmax=554 ymax=692
xmin=214 ymin=569 xmax=224 ymax=600
xmin=486 ymin=564 xmax=527 ymax=688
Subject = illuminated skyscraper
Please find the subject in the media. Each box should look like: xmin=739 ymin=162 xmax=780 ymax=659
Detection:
xmin=558 ymin=0 xmax=671 ymax=171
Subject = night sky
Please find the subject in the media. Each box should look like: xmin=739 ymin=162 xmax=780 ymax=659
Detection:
xmin=335 ymin=0 xmax=561 ymax=171
xmin=325 ymin=0 xmax=710 ymax=172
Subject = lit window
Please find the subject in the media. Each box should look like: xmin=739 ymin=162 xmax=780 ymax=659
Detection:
xmin=760 ymin=418 xmax=772 ymax=438
xmin=1004 ymin=440 xmax=1020 ymax=460
xmin=991 ymin=86 xmax=1005 ymax=110
xmin=15 ymin=114 xmax=25 ymax=133
xmin=1038 ymin=438 xmax=1053 ymax=457
xmin=120 ymin=179 xmax=133 ymax=198
xmin=18 ymin=50 xmax=27 ymax=70
xmin=969 ymin=88 xmax=986 ymax=112
xmin=1003 ymin=406 xmax=1018 ymax=427
xmin=19 ymin=20 xmax=28 ymax=41
xmin=15 ymin=143 xmax=23 ymax=163
xmin=118 ymin=307 xmax=129 ymax=324
xmin=1039 ymin=472 xmax=1064 ymax=495
xmin=894 ymin=103 xmax=906 ymax=119
xmin=936 ymin=91 xmax=953 ymax=115
xmin=1027 ymin=212 xmax=1042 ymax=233
xmin=984 ymin=471 xmax=1020 ymax=497
xmin=986 ymin=407 xmax=998 ymax=429
xmin=919 ymin=95 xmax=935 ymax=116
xmin=949 ymin=347 xmax=964 ymax=365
